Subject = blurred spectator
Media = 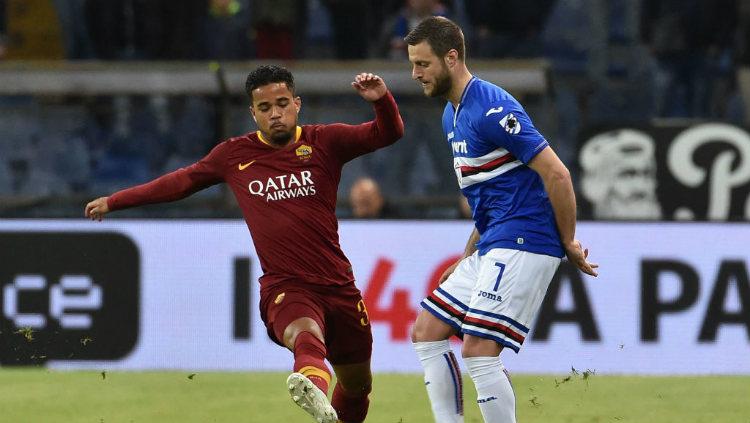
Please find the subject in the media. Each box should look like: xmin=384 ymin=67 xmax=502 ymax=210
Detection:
xmin=251 ymin=0 xmax=306 ymax=59
xmin=365 ymin=0 xmax=403 ymax=52
xmin=377 ymin=0 xmax=449 ymax=60
xmin=349 ymin=177 xmax=399 ymax=218
xmin=465 ymin=0 xmax=554 ymax=58
xmin=641 ymin=0 xmax=737 ymax=118
xmin=321 ymin=0 xmax=370 ymax=59
xmin=304 ymin=0 xmax=335 ymax=58
xmin=205 ymin=0 xmax=254 ymax=59
xmin=52 ymin=0 xmax=94 ymax=59
xmin=541 ymin=0 xmax=603 ymax=76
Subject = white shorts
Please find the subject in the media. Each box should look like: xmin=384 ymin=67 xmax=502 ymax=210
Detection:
xmin=421 ymin=248 xmax=561 ymax=352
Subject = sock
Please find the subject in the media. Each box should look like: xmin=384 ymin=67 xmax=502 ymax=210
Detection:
xmin=465 ymin=356 xmax=515 ymax=423
xmin=293 ymin=331 xmax=331 ymax=395
xmin=413 ymin=341 xmax=464 ymax=423
xmin=331 ymin=381 xmax=371 ymax=423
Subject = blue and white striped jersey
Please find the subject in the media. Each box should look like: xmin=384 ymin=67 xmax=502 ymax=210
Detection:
xmin=442 ymin=77 xmax=563 ymax=258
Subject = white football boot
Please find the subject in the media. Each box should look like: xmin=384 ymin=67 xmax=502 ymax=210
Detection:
xmin=286 ymin=372 xmax=338 ymax=423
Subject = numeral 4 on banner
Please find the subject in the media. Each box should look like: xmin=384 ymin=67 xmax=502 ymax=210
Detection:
xmin=362 ymin=258 xmax=417 ymax=340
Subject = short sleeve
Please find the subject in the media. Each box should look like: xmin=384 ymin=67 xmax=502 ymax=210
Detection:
xmin=476 ymin=100 xmax=548 ymax=164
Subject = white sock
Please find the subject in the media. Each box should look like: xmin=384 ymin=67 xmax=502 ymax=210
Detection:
xmin=413 ymin=341 xmax=464 ymax=423
xmin=465 ymin=356 xmax=515 ymax=423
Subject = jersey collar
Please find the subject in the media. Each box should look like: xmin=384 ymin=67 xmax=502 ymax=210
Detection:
xmin=256 ymin=126 xmax=302 ymax=147
xmin=453 ymin=76 xmax=478 ymax=127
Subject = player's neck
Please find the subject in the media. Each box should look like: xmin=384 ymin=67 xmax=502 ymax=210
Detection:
xmin=257 ymin=126 xmax=300 ymax=148
xmin=447 ymin=69 xmax=474 ymax=107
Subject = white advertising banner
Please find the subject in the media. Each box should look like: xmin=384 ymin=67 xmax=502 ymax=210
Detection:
xmin=0 ymin=220 xmax=748 ymax=374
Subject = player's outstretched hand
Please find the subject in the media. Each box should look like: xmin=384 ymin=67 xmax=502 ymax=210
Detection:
xmin=351 ymin=73 xmax=387 ymax=102
xmin=564 ymin=239 xmax=599 ymax=277
xmin=85 ymin=197 xmax=110 ymax=222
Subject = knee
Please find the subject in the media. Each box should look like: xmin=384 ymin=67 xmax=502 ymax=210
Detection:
xmin=410 ymin=317 xmax=426 ymax=343
xmin=411 ymin=310 xmax=454 ymax=343
xmin=461 ymin=335 xmax=502 ymax=358
xmin=282 ymin=317 xmax=323 ymax=349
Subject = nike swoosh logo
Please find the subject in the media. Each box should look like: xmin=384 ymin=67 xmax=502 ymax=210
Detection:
xmin=485 ymin=107 xmax=504 ymax=116
xmin=238 ymin=160 xmax=256 ymax=170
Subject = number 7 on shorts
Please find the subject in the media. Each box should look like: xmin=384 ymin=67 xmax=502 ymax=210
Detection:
xmin=493 ymin=262 xmax=506 ymax=291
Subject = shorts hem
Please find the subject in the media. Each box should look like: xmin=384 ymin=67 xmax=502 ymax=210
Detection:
xmin=461 ymin=328 xmax=521 ymax=353
xmin=422 ymin=300 xmax=463 ymax=332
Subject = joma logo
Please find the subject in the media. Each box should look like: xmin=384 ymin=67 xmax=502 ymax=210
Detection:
xmin=478 ymin=290 xmax=502 ymax=302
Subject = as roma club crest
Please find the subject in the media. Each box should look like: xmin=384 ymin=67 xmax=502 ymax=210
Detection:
xmin=295 ymin=144 xmax=313 ymax=161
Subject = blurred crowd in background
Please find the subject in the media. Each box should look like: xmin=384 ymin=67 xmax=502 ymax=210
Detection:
xmin=0 ymin=0 xmax=748 ymax=218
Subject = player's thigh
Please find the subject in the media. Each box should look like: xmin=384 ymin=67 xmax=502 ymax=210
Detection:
xmin=323 ymin=283 xmax=373 ymax=365
xmin=259 ymin=286 xmax=325 ymax=349
xmin=332 ymin=361 xmax=372 ymax=393
xmin=463 ymin=248 xmax=560 ymax=352
xmin=418 ymin=252 xmax=480 ymax=337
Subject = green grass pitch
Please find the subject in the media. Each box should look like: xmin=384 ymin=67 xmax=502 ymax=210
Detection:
xmin=0 ymin=369 xmax=748 ymax=422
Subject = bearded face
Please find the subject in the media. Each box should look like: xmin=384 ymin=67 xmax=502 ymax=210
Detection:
xmin=427 ymin=62 xmax=453 ymax=98
xmin=408 ymin=41 xmax=455 ymax=99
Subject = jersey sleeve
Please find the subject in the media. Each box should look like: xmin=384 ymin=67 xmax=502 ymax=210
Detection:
xmin=477 ymin=100 xmax=548 ymax=164
xmin=318 ymin=91 xmax=404 ymax=164
xmin=107 ymin=142 xmax=227 ymax=211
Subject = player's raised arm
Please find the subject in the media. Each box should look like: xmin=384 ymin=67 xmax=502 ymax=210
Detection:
xmin=351 ymin=73 xmax=388 ymax=102
xmin=350 ymin=72 xmax=404 ymax=146
xmin=319 ymin=73 xmax=404 ymax=163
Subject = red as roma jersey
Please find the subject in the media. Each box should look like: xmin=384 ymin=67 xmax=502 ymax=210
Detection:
xmin=107 ymin=92 xmax=404 ymax=288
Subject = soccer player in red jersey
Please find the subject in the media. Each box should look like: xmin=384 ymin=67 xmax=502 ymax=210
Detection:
xmin=84 ymin=65 xmax=404 ymax=423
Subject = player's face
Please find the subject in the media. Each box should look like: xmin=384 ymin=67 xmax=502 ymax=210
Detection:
xmin=408 ymin=41 xmax=452 ymax=98
xmin=250 ymin=82 xmax=301 ymax=146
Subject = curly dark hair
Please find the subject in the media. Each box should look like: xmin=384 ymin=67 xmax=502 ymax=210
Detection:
xmin=245 ymin=65 xmax=295 ymax=100
xmin=404 ymin=16 xmax=465 ymax=61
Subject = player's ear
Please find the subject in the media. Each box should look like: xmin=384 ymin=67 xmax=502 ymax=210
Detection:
xmin=249 ymin=106 xmax=257 ymax=122
xmin=294 ymin=96 xmax=302 ymax=113
xmin=445 ymin=49 xmax=458 ymax=68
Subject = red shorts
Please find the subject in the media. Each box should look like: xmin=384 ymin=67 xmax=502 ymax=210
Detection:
xmin=260 ymin=280 xmax=373 ymax=365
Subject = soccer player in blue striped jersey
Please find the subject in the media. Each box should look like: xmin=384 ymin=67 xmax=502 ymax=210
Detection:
xmin=406 ymin=17 xmax=599 ymax=423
